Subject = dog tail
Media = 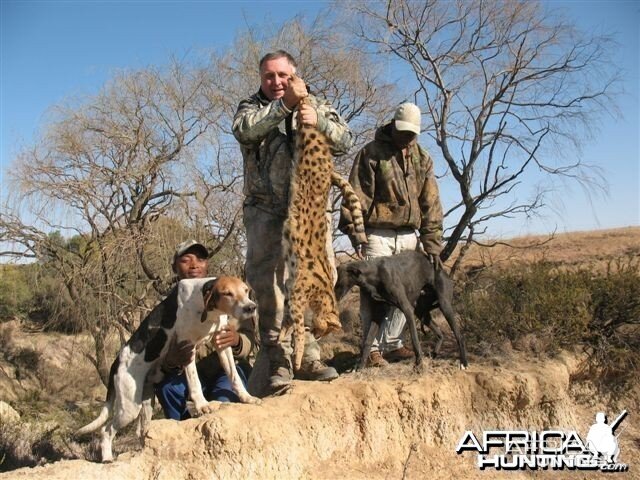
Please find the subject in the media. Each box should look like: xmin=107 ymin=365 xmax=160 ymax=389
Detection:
xmin=76 ymin=355 xmax=119 ymax=436
xmin=75 ymin=404 xmax=111 ymax=436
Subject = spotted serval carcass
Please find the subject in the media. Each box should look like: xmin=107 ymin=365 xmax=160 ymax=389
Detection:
xmin=280 ymin=94 xmax=364 ymax=371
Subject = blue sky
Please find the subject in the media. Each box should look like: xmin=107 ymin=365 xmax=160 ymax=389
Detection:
xmin=1 ymin=0 xmax=638 ymax=238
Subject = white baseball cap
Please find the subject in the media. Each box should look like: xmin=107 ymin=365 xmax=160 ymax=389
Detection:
xmin=394 ymin=102 xmax=421 ymax=135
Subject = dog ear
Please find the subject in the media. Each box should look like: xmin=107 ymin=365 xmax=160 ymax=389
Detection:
xmin=334 ymin=263 xmax=363 ymax=300
xmin=368 ymin=287 xmax=386 ymax=303
xmin=345 ymin=264 xmax=362 ymax=279
xmin=201 ymin=278 xmax=219 ymax=322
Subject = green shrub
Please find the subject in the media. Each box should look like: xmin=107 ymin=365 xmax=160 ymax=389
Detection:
xmin=0 ymin=265 xmax=32 ymax=320
xmin=458 ymin=262 xmax=592 ymax=353
xmin=457 ymin=257 xmax=640 ymax=390
xmin=582 ymin=259 xmax=640 ymax=391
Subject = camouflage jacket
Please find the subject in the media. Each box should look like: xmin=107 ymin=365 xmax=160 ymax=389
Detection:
xmin=233 ymin=89 xmax=353 ymax=215
xmin=338 ymin=123 xmax=444 ymax=254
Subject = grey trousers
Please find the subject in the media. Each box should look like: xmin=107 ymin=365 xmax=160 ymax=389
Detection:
xmin=243 ymin=204 xmax=323 ymax=396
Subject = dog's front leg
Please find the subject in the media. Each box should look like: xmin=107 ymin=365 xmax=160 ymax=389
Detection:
xmin=424 ymin=309 xmax=444 ymax=358
xmin=393 ymin=295 xmax=426 ymax=371
xmin=439 ymin=301 xmax=469 ymax=369
xmin=359 ymin=321 xmax=380 ymax=371
xmin=218 ymin=346 xmax=261 ymax=404
xmin=216 ymin=315 xmax=261 ymax=405
xmin=184 ymin=360 xmax=215 ymax=416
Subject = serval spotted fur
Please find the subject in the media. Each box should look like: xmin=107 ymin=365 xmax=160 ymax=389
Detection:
xmin=280 ymin=96 xmax=364 ymax=371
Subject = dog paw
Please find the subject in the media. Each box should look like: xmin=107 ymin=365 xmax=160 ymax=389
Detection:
xmin=192 ymin=402 xmax=217 ymax=417
xmin=241 ymin=395 xmax=262 ymax=405
xmin=202 ymin=403 xmax=218 ymax=415
xmin=413 ymin=358 xmax=429 ymax=374
xmin=459 ymin=363 xmax=468 ymax=371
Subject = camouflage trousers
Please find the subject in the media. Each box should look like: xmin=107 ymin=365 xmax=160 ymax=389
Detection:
xmin=243 ymin=204 xmax=334 ymax=396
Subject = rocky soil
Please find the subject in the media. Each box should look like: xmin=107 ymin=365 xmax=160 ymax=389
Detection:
xmin=2 ymin=350 xmax=638 ymax=479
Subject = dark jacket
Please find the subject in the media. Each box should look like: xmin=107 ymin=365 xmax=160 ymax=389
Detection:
xmin=339 ymin=123 xmax=444 ymax=254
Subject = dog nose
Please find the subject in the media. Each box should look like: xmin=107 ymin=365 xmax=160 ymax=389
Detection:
xmin=244 ymin=304 xmax=256 ymax=314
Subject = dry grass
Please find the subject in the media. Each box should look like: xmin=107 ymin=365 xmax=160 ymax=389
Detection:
xmin=449 ymin=226 xmax=640 ymax=272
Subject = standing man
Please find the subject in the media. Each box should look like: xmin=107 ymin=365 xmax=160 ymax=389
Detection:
xmin=339 ymin=103 xmax=444 ymax=367
xmin=233 ymin=50 xmax=353 ymax=395
xmin=154 ymin=240 xmax=255 ymax=419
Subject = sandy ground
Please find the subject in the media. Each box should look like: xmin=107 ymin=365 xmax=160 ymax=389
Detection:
xmin=2 ymin=351 xmax=638 ymax=479
xmin=2 ymin=226 xmax=639 ymax=479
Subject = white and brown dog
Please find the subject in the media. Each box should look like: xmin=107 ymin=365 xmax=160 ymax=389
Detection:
xmin=76 ymin=276 xmax=261 ymax=462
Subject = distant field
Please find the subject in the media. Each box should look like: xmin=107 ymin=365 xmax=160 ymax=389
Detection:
xmin=451 ymin=226 xmax=640 ymax=271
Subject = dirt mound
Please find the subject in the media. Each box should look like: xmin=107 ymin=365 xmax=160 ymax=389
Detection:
xmin=4 ymin=353 xmax=638 ymax=479
xmin=0 ymin=320 xmax=105 ymax=405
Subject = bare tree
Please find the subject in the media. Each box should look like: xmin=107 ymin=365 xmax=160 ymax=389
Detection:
xmin=348 ymin=0 xmax=619 ymax=267
xmin=0 ymin=60 xmax=243 ymax=385
xmin=1 ymin=13 xmax=399 ymax=381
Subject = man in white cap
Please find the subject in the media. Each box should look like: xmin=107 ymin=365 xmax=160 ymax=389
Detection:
xmin=339 ymin=102 xmax=444 ymax=367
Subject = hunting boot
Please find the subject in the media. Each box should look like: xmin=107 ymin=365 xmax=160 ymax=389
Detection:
xmin=266 ymin=344 xmax=293 ymax=392
xmin=294 ymin=332 xmax=338 ymax=381
xmin=366 ymin=351 xmax=389 ymax=368
xmin=295 ymin=359 xmax=339 ymax=381
xmin=383 ymin=345 xmax=415 ymax=363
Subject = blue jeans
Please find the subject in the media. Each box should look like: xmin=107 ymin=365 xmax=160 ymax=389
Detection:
xmin=155 ymin=365 xmax=249 ymax=420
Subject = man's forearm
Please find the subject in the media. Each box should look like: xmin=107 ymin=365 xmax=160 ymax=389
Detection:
xmin=233 ymin=99 xmax=290 ymax=145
